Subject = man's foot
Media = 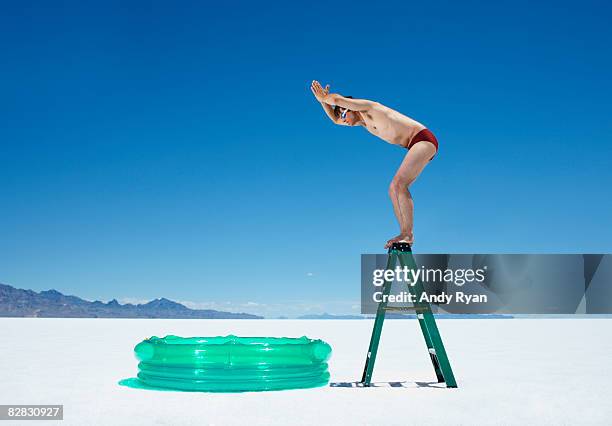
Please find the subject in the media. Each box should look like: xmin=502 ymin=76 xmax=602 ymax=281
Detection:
xmin=384 ymin=233 xmax=414 ymax=249
xmin=384 ymin=234 xmax=402 ymax=249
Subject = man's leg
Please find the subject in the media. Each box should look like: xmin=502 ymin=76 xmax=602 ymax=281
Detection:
xmin=385 ymin=141 xmax=437 ymax=248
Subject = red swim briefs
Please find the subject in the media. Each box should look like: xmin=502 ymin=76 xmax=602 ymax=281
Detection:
xmin=406 ymin=128 xmax=439 ymax=155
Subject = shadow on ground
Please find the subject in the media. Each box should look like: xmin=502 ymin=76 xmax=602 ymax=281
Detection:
xmin=330 ymin=381 xmax=448 ymax=389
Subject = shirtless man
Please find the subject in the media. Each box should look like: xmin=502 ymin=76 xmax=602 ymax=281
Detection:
xmin=310 ymin=80 xmax=439 ymax=248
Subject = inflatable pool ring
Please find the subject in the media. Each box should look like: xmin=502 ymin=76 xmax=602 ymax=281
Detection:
xmin=130 ymin=335 xmax=332 ymax=392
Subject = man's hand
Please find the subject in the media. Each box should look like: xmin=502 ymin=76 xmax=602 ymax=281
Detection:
xmin=311 ymin=80 xmax=330 ymax=103
xmin=312 ymin=80 xmax=340 ymax=124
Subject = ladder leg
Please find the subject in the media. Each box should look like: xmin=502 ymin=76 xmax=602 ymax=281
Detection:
xmin=360 ymin=251 xmax=397 ymax=386
xmin=406 ymin=285 xmax=445 ymax=382
xmin=418 ymin=311 xmax=449 ymax=383
xmin=416 ymin=311 xmax=445 ymax=382
xmin=398 ymin=252 xmax=458 ymax=388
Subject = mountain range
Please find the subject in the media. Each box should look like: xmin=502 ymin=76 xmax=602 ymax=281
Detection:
xmin=0 ymin=283 xmax=262 ymax=319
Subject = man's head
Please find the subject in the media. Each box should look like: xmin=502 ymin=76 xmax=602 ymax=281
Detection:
xmin=334 ymin=96 xmax=360 ymax=126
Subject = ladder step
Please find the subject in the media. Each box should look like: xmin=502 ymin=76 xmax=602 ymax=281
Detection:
xmin=383 ymin=306 xmax=418 ymax=312
xmin=384 ymin=306 xmax=429 ymax=313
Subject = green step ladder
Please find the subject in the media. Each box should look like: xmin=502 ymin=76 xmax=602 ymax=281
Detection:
xmin=361 ymin=241 xmax=457 ymax=388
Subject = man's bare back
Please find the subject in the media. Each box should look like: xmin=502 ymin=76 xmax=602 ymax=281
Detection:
xmin=311 ymin=80 xmax=438 ymax=247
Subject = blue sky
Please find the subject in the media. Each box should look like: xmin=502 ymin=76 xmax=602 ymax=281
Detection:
xmin=1 ymin=1 xmax=611 ymax=317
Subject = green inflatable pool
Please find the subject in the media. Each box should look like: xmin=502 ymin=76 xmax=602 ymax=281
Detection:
xmin=126 ymin=335 xmax=332 ymax=392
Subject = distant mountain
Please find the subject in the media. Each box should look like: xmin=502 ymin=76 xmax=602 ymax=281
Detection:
xmin=0 ymin=283 xmax=262 ymax=319
xmin=298 ymin=313 xmax=366 ymax=320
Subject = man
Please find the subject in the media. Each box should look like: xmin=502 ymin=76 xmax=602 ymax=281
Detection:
xmin=310 ymin=80 xmax=438 ymax=248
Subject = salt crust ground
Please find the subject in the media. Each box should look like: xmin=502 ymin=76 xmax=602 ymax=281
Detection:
xmin=1 ymin=318 xmax=610 ymax=425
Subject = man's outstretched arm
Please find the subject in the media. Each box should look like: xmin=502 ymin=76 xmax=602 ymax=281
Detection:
xmin=311 ymin=80 xmax=376 ymax=112
xmin=325 ymin=93 xmax=376 ymax=112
